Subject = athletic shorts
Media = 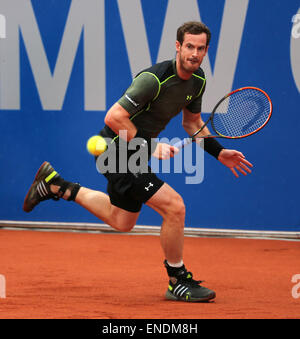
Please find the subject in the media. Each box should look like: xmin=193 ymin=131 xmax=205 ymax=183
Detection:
xmin=97 ymin=127 xmax=164 ymax=212
xmin=103 ymin=168 xmax=164 ymax=213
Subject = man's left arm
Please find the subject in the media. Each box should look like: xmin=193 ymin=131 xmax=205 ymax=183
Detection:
xmin=182 ymin=108 xmax=253 ymax=178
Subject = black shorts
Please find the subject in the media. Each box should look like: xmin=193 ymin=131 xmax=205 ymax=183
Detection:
xmin=97 ymin=126 xmax=164 ymax=212
xmin=103 ymin=168 xmax=164 ymax=213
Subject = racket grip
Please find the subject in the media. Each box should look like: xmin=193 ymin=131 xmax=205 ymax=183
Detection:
xmin=173 ymin=138 xmax=193 ymax=149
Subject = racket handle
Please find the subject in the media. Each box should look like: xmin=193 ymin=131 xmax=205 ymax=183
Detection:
xmin=173 ymin=138 xmax=193 ymax=149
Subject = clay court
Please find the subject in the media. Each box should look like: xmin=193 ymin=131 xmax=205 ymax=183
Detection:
xmin=0 ymin=228 xmax=299 ymax=319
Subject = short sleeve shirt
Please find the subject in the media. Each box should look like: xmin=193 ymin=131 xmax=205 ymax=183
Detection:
xmin=115 ymin=59 xmax=206 ymax=138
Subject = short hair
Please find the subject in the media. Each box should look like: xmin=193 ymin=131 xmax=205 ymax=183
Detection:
xmin=177 ymin=21 xmax=211 ymax=46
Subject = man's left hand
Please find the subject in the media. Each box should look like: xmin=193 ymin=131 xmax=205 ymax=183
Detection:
xmin=218 ymin=149 xmax=253 ymax=178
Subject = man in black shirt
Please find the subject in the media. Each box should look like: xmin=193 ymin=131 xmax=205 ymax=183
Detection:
xmin=23 ymin=22 xmax=252 ymax=302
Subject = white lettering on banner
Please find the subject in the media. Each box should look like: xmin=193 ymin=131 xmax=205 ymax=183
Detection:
xmin=292 ymin=14 xmax=300 ymax=39
xmin=0 ymin=0 xmax=105 ymax=111
xmin=0 ymin=0 xmax=249 ymax=111
xmin=117 ymin=0 xmax=152 ymax=74
xmin=0 ymin=13 xmax=6 ymax=39
xmin=291 ymin=9 xmax=300 ymax=93
xmin=119 ymin=0 xmax=249 ymax=113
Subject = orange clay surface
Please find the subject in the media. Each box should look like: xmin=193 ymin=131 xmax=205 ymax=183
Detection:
xmin=0 ymin=229 xmax=299 ymax=319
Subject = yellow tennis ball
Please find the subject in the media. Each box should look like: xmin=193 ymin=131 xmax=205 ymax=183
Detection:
xmin=86 ymin=135 xmax=107 ymax=156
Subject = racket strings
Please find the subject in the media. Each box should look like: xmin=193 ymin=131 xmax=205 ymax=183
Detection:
xmin=213 ymin=88 xmax=271 ymax=138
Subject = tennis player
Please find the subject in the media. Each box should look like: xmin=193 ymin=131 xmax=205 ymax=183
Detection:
xmin=23 ymin=22 xmax=253 ymax=302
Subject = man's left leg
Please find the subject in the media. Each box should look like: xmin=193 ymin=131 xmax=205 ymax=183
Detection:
xmin=146 ymin=183 xmax=185 ymax=265
xmin=146 ymin=183 xmax=216 ymax=302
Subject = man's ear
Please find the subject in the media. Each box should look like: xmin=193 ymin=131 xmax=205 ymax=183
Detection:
xmin=175 ymin=40 xmax=181 ymax=53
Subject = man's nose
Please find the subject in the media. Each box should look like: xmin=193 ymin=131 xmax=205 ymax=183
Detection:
xmin=192 ymin=48 xmax=198 ymax=57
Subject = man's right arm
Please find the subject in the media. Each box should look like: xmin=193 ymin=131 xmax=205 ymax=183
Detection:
xmin=104 ymin=72 xmax=160 ymax=142
xmin=104 ymin=103 xmax=137 ymax=141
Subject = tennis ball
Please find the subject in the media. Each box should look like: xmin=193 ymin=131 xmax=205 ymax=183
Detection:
xmin=86 ymin=135 xmax=107 ymax=156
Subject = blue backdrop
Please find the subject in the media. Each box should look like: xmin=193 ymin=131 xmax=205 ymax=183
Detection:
xmin=1 ymin=0 xmax=299 ymax=231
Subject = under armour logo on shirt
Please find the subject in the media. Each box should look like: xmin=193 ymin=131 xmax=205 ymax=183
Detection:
xmin=145 ymin=182 xmax=154 ymax=191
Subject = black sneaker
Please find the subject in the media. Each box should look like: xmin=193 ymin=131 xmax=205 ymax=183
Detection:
xmin=23 ymin=162 xmax=61 ymax=212
xmin=164 ymin=261 xmax=216 ymax=302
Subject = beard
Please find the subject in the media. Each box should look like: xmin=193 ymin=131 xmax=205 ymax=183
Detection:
xmin=178 ymin=52 xmax=200 ymax=73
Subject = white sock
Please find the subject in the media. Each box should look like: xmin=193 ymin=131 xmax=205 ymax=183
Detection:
xmin=167 ymin=260 xmax=184 ymax=268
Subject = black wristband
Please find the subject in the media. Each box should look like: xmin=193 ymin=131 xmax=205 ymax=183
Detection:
xmin=203 ymin=138 xmax=224 ymax=159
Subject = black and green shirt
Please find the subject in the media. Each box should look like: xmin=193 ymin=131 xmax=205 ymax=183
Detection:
xmin=102 ymin=59 xmax=206 ymax=139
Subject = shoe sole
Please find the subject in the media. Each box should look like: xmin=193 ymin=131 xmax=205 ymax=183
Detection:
xmin=23 ymin=161 xmax=54 ymax=213
xmin=165 ymin=289 xmax=216 ymax=303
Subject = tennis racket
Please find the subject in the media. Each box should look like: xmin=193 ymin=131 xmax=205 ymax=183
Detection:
xmin=173 ymin=86 xmax=272 ymax=149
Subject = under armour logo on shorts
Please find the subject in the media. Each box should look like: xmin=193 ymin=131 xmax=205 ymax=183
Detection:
xmin=145 ymin=182 xmax=154 ymax=191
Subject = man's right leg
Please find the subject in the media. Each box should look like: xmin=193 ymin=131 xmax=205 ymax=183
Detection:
xmin=23 ymin=162 xmax=139 ymax=232
xmin=74 ymin=187 xmax=140 ymax=232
